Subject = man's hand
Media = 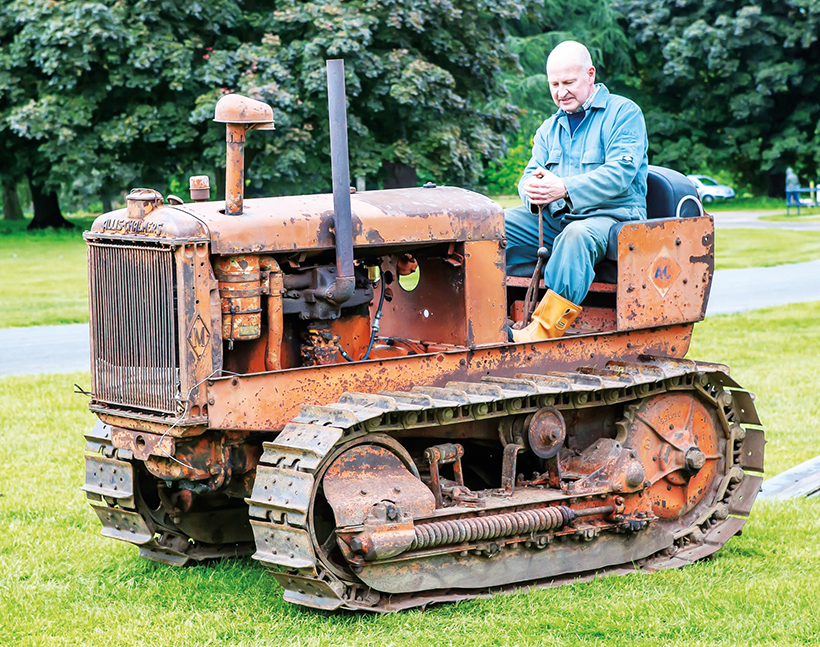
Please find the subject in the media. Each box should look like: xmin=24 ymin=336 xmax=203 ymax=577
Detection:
xmin=523 ymin=167 xmax=567 ymax=205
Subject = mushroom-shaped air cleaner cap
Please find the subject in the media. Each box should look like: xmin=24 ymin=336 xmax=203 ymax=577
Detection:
xmin=214 ymin=94 xmax=275 ymax=130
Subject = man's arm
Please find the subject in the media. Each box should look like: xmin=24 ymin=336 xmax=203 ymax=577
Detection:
xmin=517 ymin=122 xmax=562 ymax=212
xmin=561 ymin=102 xmax=647 ymax=211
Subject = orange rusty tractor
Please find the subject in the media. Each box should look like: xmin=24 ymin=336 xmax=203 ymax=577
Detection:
xmin=83 ymin=60 xmax=764 ymax=611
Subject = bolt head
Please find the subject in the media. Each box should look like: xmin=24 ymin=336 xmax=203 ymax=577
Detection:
xmin=685 ymin=447 xmax=707 ymax=472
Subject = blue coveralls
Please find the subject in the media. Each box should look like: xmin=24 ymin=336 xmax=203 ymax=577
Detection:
xmin=505 ymin=84 xmax=649 ymax=304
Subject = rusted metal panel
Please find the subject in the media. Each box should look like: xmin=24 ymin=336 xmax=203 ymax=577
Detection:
xmin=175 ymin=243 xmax=218 ymax=422
xmin=616 ymin=216 xmax=714 ymax=331
xmin=87 ymin=203 xmax=210 ymax=242
xmin=572 ymin=306 xmax=617 ymax=332
xmin=727 ymin=474 xmax=763 ymax=516
xmin=95 ymin=413 xmax=207 ymax=439
xmin=463 ymin=241 xmax=507 ymax=344
xmin=739 ymin=425 xmax=765 ymax=473
xmin=730 ymin=390 xmax=762 ymax=426
xmin=111 ymin=427 xmax=175 ymax=461
xmin=208 ymin=325 xmax=695 ymax=432
xmin=261 ymin=423 xmax=345 ymax=471
xmin=377 ymin=253 xmax=467 ymax=346
xmin=323 ymin=444 xmax=436 ymax=527
xmin=248 ymin=465 xmax=314 ymax=527
xmin=173 ymin=187 xmax=504 ymax=255
xmin=271 ymin=573 xmax=345 ymax=610
xmin=250 ymin=519 xmax=316 ymax=572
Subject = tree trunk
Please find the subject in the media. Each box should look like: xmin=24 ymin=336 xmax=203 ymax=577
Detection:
xmin=767 ymin=172 xmax=786 ymax=199
xmin=26 ymin=174 xmax=72 ymax=230
xmin=2 ymin=177 xmax=24 ymax=221
xmin=101 ymin=191 xmax=113 ymax=214
xmin=382 ymin=162 xmax=418 ymax=189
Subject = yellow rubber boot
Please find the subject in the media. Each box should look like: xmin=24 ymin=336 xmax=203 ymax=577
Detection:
xmin=512 ymin=289 xmax=582 ymax=342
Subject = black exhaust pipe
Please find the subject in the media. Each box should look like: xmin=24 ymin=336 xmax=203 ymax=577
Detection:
xmin=323 ymin=58 xmax=356 ymax=305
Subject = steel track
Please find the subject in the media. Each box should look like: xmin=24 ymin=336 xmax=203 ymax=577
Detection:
xmin=246 ymin=355 xmax=765 ymax=611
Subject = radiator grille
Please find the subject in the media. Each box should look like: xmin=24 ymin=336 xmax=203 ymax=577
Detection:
xmin=88 ymin=241 xmax=180 ymax=414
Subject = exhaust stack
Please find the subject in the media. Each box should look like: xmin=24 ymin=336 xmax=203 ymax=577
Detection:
xmin=214 ymin=94 xmax=275 ymax=216
xmin=323 ymin=59 xmax=356 ymax=305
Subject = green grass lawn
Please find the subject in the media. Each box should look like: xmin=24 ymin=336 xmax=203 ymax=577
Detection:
xmin=703 ymin=196 xmax=783 ymax=211
xmin=1 ymin=302 xmax=819 ymax=646
xmin=0 ymin=216 xmax=95 ymax=328
xmin=713 ymin=228 xmax=820 ymax=270
xmin=759 ymin=211 xmax=820 ymax=223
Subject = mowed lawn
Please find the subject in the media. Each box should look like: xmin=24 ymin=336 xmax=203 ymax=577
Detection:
xmin=0 ymin=217 xmax=94 ymax=328
xmin=1 ymin=302 xmax=819 ymax=646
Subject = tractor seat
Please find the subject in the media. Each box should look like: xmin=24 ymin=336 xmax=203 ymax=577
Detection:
xmin=594 ymin=166 xmax=702 ymax=283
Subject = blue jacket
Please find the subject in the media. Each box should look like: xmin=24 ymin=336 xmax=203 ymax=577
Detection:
xmin=518 ymin=84 xmax=648 ymax=221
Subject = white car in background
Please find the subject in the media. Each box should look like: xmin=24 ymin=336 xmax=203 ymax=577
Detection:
xmin=686 ymin=174 xmax=736 ymax=203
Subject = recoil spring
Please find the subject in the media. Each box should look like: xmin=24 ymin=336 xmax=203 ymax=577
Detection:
xmin=411 ymin=505 xmax=574 ymax=550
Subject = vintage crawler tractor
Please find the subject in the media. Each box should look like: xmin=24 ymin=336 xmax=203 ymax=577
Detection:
xmin=83 ymin=61 xmax=764 ymax=611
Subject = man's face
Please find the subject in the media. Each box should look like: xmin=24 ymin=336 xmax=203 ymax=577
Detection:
xmin=546 ymin=59 xmax=596 ymax=113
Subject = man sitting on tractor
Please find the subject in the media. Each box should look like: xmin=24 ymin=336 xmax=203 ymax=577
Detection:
xmin=506 ymin=40 xmax=648 ymax=341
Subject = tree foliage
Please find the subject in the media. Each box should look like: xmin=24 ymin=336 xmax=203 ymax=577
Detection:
xmin=0 ymin=0 xmax=243 ymax=207
xmin=0 ymin=0 xmax=530 ymax=219
xmin=614 ymin=0 xmax=820 ymax=191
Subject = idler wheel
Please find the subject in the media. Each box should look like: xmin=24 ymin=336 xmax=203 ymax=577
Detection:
xmin=618 ymin=392 xmax=724 ymax=526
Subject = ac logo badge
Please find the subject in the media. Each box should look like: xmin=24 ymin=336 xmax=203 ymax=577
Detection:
xmin=648 ymin=246 xmax=681 ymax=298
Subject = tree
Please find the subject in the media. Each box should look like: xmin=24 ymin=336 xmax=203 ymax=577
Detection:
xmin=196 ymin=0 xmax=532 ymax=192
xmin=0 ymin=0 xmax=247 ymax=227
xmin=1 ymin=177 xmax=23 ymax=221
xmin=1 ymin=0 xmax=532 ymax=220
xmin=614 ymin=0 xmax=820 ymax=192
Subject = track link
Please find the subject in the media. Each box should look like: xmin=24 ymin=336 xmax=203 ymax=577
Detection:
xmin=247 ymin=355 xmax=765 ymax=611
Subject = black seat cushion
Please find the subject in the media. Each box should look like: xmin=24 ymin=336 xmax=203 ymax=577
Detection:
xmin=646 ymin=165 xmax=701 ymax=220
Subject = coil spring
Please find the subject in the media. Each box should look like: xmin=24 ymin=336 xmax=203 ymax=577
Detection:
xmin=411 ymin=505 xmax=573 ymax=550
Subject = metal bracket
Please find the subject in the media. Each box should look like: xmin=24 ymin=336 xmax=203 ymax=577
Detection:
xmin=425 ymin=443 xmax=466 ymax=508
xmin=501 ymin=443 xmax=525 ymax=495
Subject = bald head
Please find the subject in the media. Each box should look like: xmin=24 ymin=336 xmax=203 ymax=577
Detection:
xmin=547 ymin=41 xmax=593 ymax=70
xmin=546 ymin=41 xmax=596 ymax=113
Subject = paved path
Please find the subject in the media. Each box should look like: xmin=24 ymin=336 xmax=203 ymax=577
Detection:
xmin=759 ymin=455 xmax=820 ymax=500
xmin=1 ymin=211 xmax=818 ymax=377
xmin=712 ymin=210 xmax=820 ymax=230
xmin=0 ymin=323 xmax=90 ymax=377
xmin=707 ymin=259 xmax=820 ymax=315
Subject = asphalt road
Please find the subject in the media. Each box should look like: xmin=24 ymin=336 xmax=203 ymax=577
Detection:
xmin=709 ymin=209 xmax=820 ymax=230
xmin=1 ymin=212 xmax=819 ymax=377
